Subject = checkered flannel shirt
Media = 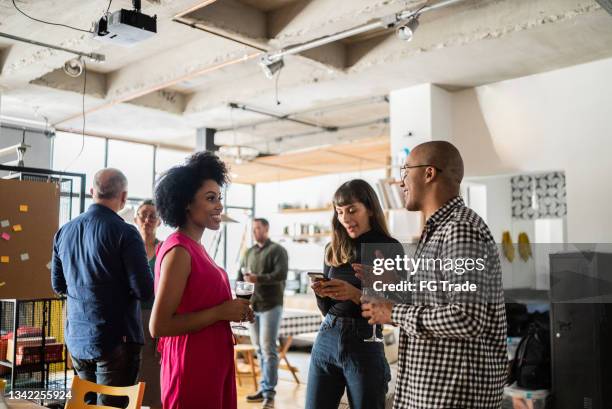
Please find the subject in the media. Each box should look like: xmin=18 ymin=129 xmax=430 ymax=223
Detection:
xmin=391 ymin=196 xmax=508 ymax=409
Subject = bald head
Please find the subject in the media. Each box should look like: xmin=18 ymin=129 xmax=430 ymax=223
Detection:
xmin=93 ymin=168 xmax=127 ymax=200
xmin=411 ymin=141 xmax=464 ymax=186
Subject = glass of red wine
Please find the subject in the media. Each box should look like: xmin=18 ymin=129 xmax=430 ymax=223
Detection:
xmin=233 ymin=280 xmax=255 ymax=330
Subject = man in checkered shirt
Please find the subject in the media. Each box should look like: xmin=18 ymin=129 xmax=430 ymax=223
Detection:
xmin=362 ymin=141 xmax=507 ymax=409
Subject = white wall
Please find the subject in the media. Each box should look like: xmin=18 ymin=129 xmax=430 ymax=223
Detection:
xmin=452 ymin=57 xmax=612 ymax=243
xmin=464 ymin=175 xmax=513 ymax=242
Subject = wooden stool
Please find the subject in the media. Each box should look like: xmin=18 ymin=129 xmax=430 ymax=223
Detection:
xmin=234 ymin=344 xmax=258 ymax=390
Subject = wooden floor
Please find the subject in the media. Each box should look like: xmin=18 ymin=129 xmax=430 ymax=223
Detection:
xmin=236 ymin=351 xmax=309 ymax=409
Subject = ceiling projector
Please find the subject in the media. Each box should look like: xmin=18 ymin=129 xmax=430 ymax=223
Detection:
xmin=94 ymin=0 xmax=156 ymax=47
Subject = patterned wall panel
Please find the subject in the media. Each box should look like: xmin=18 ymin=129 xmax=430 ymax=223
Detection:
xmin=511 ymin=172 xmax=566 ymax=219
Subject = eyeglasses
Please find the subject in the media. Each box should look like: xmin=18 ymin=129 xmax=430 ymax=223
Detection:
xmin=137 ymin=212 xmax=159 ymax=221
xmin=400 ymin=164 xmax=443 ymax=181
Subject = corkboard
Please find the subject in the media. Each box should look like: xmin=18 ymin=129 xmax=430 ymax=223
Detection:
xmin=0 ymin=178 xmax=60 ymax=299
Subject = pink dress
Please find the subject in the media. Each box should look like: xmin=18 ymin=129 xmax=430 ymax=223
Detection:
xmin=154 ymin=232 xmax=236 ymax=409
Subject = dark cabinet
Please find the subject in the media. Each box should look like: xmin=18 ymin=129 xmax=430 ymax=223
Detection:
xmin=550 ymin=252 xmax=612 ymax=409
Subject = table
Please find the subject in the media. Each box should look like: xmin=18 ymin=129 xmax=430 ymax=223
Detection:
xmin=233 ymin=309 xmax=323 ymax=384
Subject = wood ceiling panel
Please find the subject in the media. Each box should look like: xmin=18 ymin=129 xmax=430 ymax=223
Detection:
xmin=229 ymin=136 xmax=389 ymax=184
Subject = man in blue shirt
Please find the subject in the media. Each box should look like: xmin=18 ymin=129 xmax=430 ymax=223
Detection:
xmin=52 ymin=168 xmax=153 ymax=406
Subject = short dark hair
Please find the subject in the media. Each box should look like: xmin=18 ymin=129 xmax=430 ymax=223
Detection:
xmin=155 ymin=151 xmax=230 ymax=228
xmin=253 ymin=218 xmax=269 ymax=228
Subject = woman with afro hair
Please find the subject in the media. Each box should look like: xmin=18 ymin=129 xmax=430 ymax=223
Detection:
xmin=149 ymin=152 xmax=253 ymax=409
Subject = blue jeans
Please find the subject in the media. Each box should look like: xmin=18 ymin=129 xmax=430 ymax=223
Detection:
xmin=305 ymin=314 xmax=390 ymax=409
xmin=71 ymin=342 xmax=142 ymax=407
xmin=250 ymin=305 xmax=283 ymax=399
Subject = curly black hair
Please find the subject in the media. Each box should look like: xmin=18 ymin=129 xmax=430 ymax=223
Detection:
xmin=155 ymin=151 xmax=230 ymax=228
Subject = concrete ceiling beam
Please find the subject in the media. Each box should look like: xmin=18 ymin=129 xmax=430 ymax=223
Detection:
xmin=182 ymin=0 xmax=269 ymax=46
xmin=31 ymin=68 xmax=107 ymax=98
xmin=128 ymin=89 xmax=187 ymax=114
xmin=104 ymin=36 xmax=252 ymax=101
xmin=182 ymin=0 xmax=609 ymax=121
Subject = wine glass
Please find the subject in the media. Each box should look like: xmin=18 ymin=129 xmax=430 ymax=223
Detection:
xmin=233 ymin=280 xmax=255 ymax=330
xmin=362 ymin=286 xmax=384 ymax=343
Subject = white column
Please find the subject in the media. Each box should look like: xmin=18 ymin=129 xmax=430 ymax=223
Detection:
xmin=390 ymin=83 xmax=453 ymax=177
xmin=388 ymin=83 xmax=453 ymax=241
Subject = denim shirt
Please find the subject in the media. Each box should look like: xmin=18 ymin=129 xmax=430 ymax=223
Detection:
xmin=51 ymin=204 xmax=154 ymax=360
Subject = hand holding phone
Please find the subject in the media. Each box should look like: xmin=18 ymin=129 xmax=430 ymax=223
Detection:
xmin=307 ymin=272 xmax=329 ymax=282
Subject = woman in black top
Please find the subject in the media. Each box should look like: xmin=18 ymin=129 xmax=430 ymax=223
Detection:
xmin=305 ymin=179 xmax=401 ymax=409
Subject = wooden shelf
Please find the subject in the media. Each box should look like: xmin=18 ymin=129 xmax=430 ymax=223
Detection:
xmin=278 ymin=207 xmax=332 ymax=214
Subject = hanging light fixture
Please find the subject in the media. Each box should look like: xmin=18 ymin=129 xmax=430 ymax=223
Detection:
xmin=396 ymin=16 xmax=420 ymax=42
xmin=218 ymin=144 xmax=260 ymax=164
xmin=63 ymin=57 xmax=84 ymax=77
xmin=259 ymin=55 xmax=284 ymax=79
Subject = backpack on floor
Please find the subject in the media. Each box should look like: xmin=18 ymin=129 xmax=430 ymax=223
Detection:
xmin=509 ymin=320 xmax=551 ymax=389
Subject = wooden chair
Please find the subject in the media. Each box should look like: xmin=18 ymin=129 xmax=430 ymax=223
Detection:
xmin=234 ymin=343 xmax=258 ymax=390
xmin=64 ymin=376 xmax=145 ymax=409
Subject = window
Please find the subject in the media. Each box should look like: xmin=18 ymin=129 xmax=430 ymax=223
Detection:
xmin=53 ymin=132 xmax=258 ymax=270
xmin=155 ymin=148 xmax=189 ymax=179
xmin=52 ymin=132 xmax=105 ymax=189
xmin=107 ymin=140 xmax=154 ymax=199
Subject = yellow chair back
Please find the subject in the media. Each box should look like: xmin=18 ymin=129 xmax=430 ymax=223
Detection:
xmin=64 ymin=376 xmax=145 ymax=409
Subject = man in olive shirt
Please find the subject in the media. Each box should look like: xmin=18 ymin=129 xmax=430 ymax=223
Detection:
xmin=238 ymin=218 xmax=288 ymax=409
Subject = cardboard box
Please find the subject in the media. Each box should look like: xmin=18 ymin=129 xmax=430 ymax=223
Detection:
xmin=6 ymin=336 xmax=63 ymax=365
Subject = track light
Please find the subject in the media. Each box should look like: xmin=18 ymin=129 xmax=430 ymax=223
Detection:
xmin=259 ymin=55 xmax=284 ymax=79
xmin=396 ymin=16 xmax=420 ymax=41
xmin=63 ymin=57 xmax=84 ymax=77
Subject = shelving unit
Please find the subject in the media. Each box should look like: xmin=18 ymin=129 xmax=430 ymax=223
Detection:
xmin=0 ymin=298 xmax=68 ymax=408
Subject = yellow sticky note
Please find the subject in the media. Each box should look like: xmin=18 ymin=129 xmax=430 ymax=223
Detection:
xmin=12 ymin=224 xmax=22 ymax=232
xmin=0 ymin=256 xmax=9 ymax=263
xmin=19 ymin=204 xmax=28 ymax=212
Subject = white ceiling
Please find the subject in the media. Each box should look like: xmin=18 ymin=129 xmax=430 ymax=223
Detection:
xmin=0 ymin=0 xmax=611 ymax=152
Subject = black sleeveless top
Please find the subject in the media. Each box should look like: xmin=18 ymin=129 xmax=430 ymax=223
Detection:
xmin=316 ymin=229 xmax=403 ymax=319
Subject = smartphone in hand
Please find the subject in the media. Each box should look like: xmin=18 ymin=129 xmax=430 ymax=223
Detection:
xmin=307 ymin=272 xmax=329 ymax=282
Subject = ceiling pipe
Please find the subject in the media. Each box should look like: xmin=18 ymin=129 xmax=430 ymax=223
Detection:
xmin=233 ymin=117 xmax=389 ymax=151
xmin=268 ymin=117 xmax=389 ymax=142
xmin=217 ymin=95 xmax=387 ymax=133
xmin=261 ymin=0 xmax=466 ymax=65
xmin=0 ymin=31 xmax=105 ymax=62
xmin=227 ymin=102 xmax=338 ymax=132
xmin=56 ymin=0 xmax=464 ymax=127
